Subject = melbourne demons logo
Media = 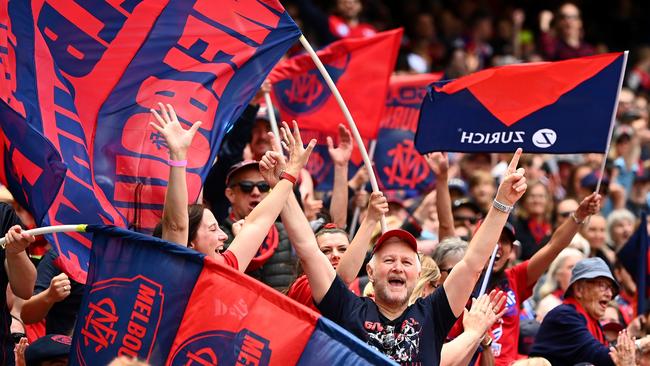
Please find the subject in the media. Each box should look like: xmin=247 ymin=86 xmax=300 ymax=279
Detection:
xmin=169 ymin=329 xmax=271 ymax=366
xmin=274 ymin=54 xmax=350 ymax=115
xmin=76 ymin=276 xmax=164 ymax=365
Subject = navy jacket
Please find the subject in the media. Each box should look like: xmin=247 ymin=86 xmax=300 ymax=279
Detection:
xmin=530 ymin=304 xmax=614 ymax=366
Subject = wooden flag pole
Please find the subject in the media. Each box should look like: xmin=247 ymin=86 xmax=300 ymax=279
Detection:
xmin=349 ymin=139 xmax=377 ymax=240
xmin=298 ymin=35 xmax=387 ymax=233
xmin=595 ymin=50 xmax=629 ymax=194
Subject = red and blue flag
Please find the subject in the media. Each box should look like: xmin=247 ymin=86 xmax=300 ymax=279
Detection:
xmin=617 ymin=212 xmax=649 ymax=314
xmin=415 ymin=52 xmax=628 ymax=153
xmin=270 ymin=29 xmax=402 ymax=140
xmin=375 ymin=74 xmax=442 ymax=193
xmin=0 ymin=0 xmax=300 ymax=282
xmin=71 ymin=225 xmax=397 ymax=365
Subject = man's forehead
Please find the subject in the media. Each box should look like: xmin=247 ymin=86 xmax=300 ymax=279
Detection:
xmin=231 ymin=167 xmax=262 ymax=182
xmin=376 ymin=238 xmax=415 ymax=255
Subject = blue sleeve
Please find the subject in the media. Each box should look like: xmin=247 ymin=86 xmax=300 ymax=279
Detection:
xmin=33 ymin=250 xmax=61 ymax=295
xmin=531 ymin=306 xmax=614 ymax=366
xmin=316 ymin=275 xmax=365 ymax=324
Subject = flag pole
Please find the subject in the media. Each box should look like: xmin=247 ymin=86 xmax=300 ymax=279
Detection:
xmin=298 ymin=35 xmax=387 ymax=233
xmin=0 ymin=224 xmax=87 ymax=248
xmin=349 ymin=139 xmax=377 ymax=240
xmin=595 ymin=51 xmax=629 ymax=194
xmin=478 ymin=244 xmax=499 ymax=296
xmin=263 ymin=92 xmax=281 ymax=138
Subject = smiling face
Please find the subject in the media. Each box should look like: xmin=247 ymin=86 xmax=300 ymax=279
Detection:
xmin=524 ymin=183 xmax=549 ymax=218
xmin=492 ymin=231 xmax=514 ymax=273
xmin=367 ymin=239 xmax=420 ymax=308
xmin=317 ymin=232 xmax=349 ymax=269
xmin=611 ymin=219 xmax=634 ymax=248
xmin=573 ymin=277 xmax=616 ymax=320
xmin=582 ymin=214 xmax=606 ymax=250
xmin=190 ymin=209 xmax=228 ymax=259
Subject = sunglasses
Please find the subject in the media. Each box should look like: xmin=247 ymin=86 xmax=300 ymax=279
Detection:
xmin=454 ymin=216 xmax=478 ymax=225
xmin=232 ymin=180 xmax=271 ymax=193
xmin=558 ymin=211 xmax=573 ymax=218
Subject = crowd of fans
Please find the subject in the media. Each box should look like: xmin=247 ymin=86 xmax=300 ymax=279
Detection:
xmin=2 ymin=0 xmax=650 ymax=365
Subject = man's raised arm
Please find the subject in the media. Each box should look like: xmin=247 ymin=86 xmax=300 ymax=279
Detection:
xmin=444 ymin=149 xmax=527 ymax=317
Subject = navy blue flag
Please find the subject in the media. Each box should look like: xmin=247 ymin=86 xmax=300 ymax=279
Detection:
xmin=0 ymin=0 xmax=300 ymax=282
xmin=72 ymin=225 xmax=397 ymax=365
xmin=415 ymin=53 xmax=627 ymax=153
xmin=617 ymin=212 xmax=649 ymax=314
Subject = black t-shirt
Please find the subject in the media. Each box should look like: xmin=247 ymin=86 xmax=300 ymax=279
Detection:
xmin=317 ymin=276 xmax=458 ymax=365
xmin=0 ymin=202 xmax=23 ymax=365
xmin=34 ymin=250 xmax=84 ymax=335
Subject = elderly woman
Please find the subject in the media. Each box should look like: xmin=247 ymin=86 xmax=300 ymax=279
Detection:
xmin=535 ymin=247 xmax=585 ymax=321
xmin=606 ymin=209 xmax=635 ymax=250
xmin=530 ymin=257 xmax=636 ymax=365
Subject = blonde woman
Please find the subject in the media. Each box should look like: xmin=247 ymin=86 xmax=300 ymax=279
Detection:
xmin=409 ymin=255 xmax=441 ymax=305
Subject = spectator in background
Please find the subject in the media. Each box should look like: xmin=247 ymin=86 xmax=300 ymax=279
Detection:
xmin=22 ymin=334 xmax=70 ymax=366
xmin=627 ymin=46 xmax=650 ymax=95
xmin=469 ymin=170 xmax=496 ymax=215
xmin=606 ymin=209 xmax=635 ymax=251
xmin=513 ymin=180 xmax=552 ymax=260
xmin=538 ymin=2 xmax=594 ymax=61
xmin=553 ymin=198 xmax=579 ymax=229
xmin=294 ymin=0 xmax=376 ymax=47
xmin=580 ymin=213 xmax=616 ymax=268
xmin=535 ymin=248 xmax=585 ymax=321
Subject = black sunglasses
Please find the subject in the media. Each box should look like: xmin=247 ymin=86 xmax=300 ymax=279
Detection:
xmin=232 ymin=180 xmax=271 ymax=193
xmin=454 ymin=216 xmax=478 ymax=225
xmin=558 ymin=211 xmax=573 ymax=218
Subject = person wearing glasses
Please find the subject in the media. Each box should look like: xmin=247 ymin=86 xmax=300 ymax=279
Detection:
xmin=553 ymin=198 xmax=579 ymax=228
xmin=538 ymin=2 xmax=595 ymax=61
xmin=531 ymin=257 xmax=636 ymax=366
xmin=150 ymin=104 xmax=315 ymax=291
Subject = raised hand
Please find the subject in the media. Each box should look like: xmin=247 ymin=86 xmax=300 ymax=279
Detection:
xmin=150 ymin=103 xmax=201 ymax=159
xmin=231 ymin=219 xmax=245 ymax=237
xmin=4 ymin=225 xmax=34 ymax=255
xmin=279 ymin=120 xmax=316 ymax=177
xmin=495 ymin=148 xmax=527 ymax=206
xmin=424 ymin=152 xmax=449 ymax=177
xmin=366 ymin=191 xmax=389 ymax=223
xmin=574 ymin=192 xmax=602 ymax=222
xmin=47 ymin=272 xmax=71 ymax=303
xmin=609 ymin=329 xmax=636 ymax=366
xmin=303 ymin=193 xmax=324 ymax=221
xmin=14 ymin=337 xmax=27 ymax=366
xmin=463 ymin=289 xmax=507 ymax=337
xmin=327 ymin=124 xmax=353 ymax=167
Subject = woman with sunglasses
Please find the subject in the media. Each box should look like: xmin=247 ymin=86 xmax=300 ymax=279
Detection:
xmin=150 ymin=103 xmax=315 ymax=271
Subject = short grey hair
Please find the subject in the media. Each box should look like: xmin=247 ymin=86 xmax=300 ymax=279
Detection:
xmin=432 ymin=237 xmax=468 ymax=267
xmin=606 ymin=209 xmax=635 ymax=243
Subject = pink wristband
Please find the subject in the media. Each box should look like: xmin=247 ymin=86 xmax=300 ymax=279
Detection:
xmin=167 ymin=159 xmax=188 ymax=167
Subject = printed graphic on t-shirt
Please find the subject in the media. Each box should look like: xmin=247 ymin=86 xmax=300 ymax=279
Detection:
xmin=365 ymin=317 xmax=421 ymax=362
xmin=491 ymin=288 xmax=516 ymax=357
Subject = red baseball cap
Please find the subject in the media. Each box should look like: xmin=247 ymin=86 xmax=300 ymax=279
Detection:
xmin=372 ymin=229 xmax=418 ymax=255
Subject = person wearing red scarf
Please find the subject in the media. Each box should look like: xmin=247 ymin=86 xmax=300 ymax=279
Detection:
xmin=531 ymin=257 xmax=635 ymax=365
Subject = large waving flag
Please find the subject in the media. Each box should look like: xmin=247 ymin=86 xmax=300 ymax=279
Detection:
xmin=270 ymin=29 xmax=402 ymax=140
xmin=71 ymin=226 xmax=396 ymax=365
xmin=1 ymin=0 xmax=300 ymax=282
xmin=375 ymin=73 xmax=442 ymax=192
xmin=617 ymin=212 xmax=649 ymax=314
xmin=415 ymin=52 xmax=627 ymax=153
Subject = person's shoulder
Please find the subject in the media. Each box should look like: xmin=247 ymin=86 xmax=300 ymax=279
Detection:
xmin=544 ymin=303 xmax=584 ymax=324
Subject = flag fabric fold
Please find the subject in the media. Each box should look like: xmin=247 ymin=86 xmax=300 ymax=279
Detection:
xmin=415 ymin=52 xmax=627 ymax=154
xmin=617 ymin=212 xmax=649 ymax=314
xmin=71 ymin=225 xmax=396 ymax=366
xmin=0 ymin=0 xmax=300 ymax=282
xmin=270 ymin=28 xmax=403 ymax=140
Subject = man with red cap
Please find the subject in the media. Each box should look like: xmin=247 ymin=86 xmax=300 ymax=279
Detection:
xmin=266 ymin=146 xmax=528 ymax=365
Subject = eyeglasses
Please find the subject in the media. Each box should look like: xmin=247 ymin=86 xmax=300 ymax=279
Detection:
xmin=232 ymin=180 xmax=271 ymax=193
xmin=559 ymin=13 xmax=580 ymax=20
xmin=587 ymin=279 xmax=615 ymax=293
xmin=454 ymin=216 xmax=478 ymax=225
xmin=439 ymin=267 xmax=453 ymax=276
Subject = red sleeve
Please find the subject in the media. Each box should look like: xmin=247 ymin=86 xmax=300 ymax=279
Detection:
xmin=506 ymin=260 xmax=534 ymax=301
xmin=287 ymin=275 xmax=319 ymax=312
xmin=538 ymin=31 xmax=556 ymax=60
xmin=215 ymin=250 xmax=239 ymax=270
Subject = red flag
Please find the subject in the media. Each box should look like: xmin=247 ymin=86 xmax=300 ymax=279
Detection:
xmin=270 ymin=29 xmax=402 ymax=140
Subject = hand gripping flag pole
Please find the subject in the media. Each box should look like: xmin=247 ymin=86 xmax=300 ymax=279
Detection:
xmin=263 ymin=91 xmax=282 ymax=138
xmin=298 ymin=35 xmax=387 ymax=233
xmin=595 ymin=51 xmax=629 ymax=194
xmin=349 ymin=139 xmax=377 ymax=240
xmin=0 ymin=225 xmax=87 ymax=248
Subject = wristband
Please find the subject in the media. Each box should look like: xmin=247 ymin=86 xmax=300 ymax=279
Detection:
xmin=167 ymin=159 xmax=188 ymax=167
xmin=279 ymin=171 xmax=297 ymax=185
xmin=492 ymin=198 xmax=513 ymax=214
xmin=570 ymin=212 xmax=587 ymax=225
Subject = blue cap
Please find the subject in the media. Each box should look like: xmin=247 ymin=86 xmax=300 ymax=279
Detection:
xmin=566 ymin=257 xmax=619 ymax=297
